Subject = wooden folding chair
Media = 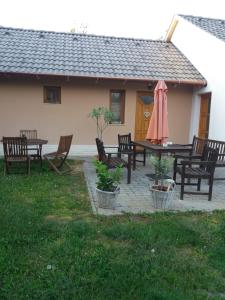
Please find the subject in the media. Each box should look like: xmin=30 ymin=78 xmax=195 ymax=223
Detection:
xmin=43 ymin=135 xmax=73 ymax=174
xmin=3 ymin=136 xmax=30 ymax=175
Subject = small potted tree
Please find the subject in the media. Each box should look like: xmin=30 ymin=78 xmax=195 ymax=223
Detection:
xmin=89 ymin=107 xmax=114 ymax=140
xmin=149 ymin=155 xmax=175 ymax=209
xmin=94 ymin=160 xmax=123 ymax=209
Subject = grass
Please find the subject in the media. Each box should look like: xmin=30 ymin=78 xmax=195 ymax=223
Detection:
xmin=1 ymin=160 xmax=225 ymax=299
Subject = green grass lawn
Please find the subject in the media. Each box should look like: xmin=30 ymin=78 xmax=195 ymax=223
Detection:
xmin=1 ymin=160 xmax=225 ymax=299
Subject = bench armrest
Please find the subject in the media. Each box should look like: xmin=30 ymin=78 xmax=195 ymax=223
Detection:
xmin=104 ymin=146 xmax=119 ymax=150
xmin=181 ymin=160 xmax=216 ymax=166
xmin=174 ymin=154 xmax=200 ymax=159
xmin=106 ymin=151 xmax=133 ymax=156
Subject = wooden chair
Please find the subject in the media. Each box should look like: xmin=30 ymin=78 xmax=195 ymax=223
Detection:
xmin=118 ymin=133 xmax=146 ymax=166
xmin=20 ymin=129 xmax=37 ymax=139
xmin=190 ymin=135 xmax=206 ymax=155
xmin=20 ymin=129 xmax=40 ymax=160
xmin=173 ymin=135 xmax=206 ymax=179
xmin=43 ymin=135 xmax=73 ymax=175
xmin=3 ymin=136 xmax=30 ymax=175
xmin=96 ymin=138 xmax=132 ymax=184
xmin=179 ymin=135 xmax=206 ymax=156
xmin=173 ymin=146 xmax=219 ymax=201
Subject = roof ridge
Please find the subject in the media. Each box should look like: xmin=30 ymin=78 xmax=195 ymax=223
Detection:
xmin=0 ymin=25 xmax=167 ymax=43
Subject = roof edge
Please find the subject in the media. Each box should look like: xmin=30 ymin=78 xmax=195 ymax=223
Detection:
xmin=179 ymin=14 xmax=225 ymax=23
xmin=0 ymin=71 xmax=207 ymax=86
xmin=0 ymin=25 xmax=165 ymax=43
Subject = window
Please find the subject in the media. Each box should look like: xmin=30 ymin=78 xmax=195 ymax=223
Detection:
xmin=44 ymin=86 xmax=61 ymax=104
xmin=110 ymin=90 xmax=125 ymax=124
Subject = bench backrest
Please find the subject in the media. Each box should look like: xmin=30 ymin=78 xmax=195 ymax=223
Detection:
xmin=118 ymin=133 xmax=132 ymax=152
xmin=206 ymin=139 xmax=225 ymax=161
xmin=191 ymin=135 xmax=206 ymax=155
xmin=191 ymin=135 xmax=225 ymax=162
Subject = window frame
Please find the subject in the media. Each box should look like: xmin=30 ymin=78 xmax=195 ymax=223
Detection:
xmin=109 ymin=90 xmax=125 ymax=124
xmin=43 ymin=86 xmax=61 ymax=104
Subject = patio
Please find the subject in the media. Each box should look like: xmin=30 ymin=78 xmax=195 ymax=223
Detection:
xmin=83 ymin=156 xmax=225 ymax=216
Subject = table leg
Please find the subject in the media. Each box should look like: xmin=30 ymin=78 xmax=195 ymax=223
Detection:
xmin=133 ymin=144 xmax=136 ymax=170
xmin=157 ymin=151 xmax=161 ymax=160
xmin=155 ymin=151 xmax=162 ymax=185
xmin=39 ymin=144 xmax=43 ymax=167
xmin=187 ymin=149 xmax=192 ymax=184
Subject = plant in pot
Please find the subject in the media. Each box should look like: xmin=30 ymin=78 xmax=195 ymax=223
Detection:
xmin=89 ymin=107 xmax=114 ymax=141
xmin=149 ymin=155 xmax=175 ymax=209
xmin=94 ymin=160 xmax=123 ymax=210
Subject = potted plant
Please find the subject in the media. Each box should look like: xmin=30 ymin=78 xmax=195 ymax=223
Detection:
xmin=149 ymin=155 xmax=175 ymax=209
xmin=94 ymin=160 xmax=123 ymax=209
xmin=89 ymin=107 xmax=114 ymax=140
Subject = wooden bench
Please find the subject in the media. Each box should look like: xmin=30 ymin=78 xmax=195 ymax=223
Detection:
xmin=174 ymin=146 xmax=219 ymax=201
xmin=186 ymin=136 xmax=225 ymax=180
xmin=175 ymin=135 xmax=225 ymax=180
xmin=206 ymin=138 xmax=225 ymax=180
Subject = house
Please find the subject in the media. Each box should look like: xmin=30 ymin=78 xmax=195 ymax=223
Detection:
xmin=166 ymin=14 xmax=225 ymax=142
xmin=0 ymin=26 xmax=205 ymax=155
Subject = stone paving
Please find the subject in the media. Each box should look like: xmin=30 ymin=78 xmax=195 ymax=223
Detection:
xmin=83 ymin=157 xmax=225 ymax=216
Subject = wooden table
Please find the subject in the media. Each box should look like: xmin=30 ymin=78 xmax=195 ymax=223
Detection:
xmin=1 ymin=138 xmax=48 ymax=148
xmin=27 ymin=138 xmax=48 ymax=147
xmin=132 ymin=141 xmax=192 ymax=170
xmin=27 ymin=139 xmax=48 ymax=165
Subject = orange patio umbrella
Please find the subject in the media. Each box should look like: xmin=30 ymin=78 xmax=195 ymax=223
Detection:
xmin=146 ymin=80 xmax=169 ymax=144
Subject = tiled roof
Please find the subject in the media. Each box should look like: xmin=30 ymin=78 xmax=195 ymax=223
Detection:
xmin=180 ymin=15 xmax=225 ymax=42
xmin=0 ymin=26 xmax=205 ymax=83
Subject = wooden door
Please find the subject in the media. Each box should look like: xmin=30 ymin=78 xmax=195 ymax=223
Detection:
xmin=135 ymin=92 xmax=154 ymax=141
xmin=198 ymin=93 xmax=211 ymax=139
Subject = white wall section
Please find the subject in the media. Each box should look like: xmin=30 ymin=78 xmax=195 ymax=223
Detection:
xmin=170 ymin=16 xmax=225 ymax=141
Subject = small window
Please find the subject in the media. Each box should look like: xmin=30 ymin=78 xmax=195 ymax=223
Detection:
xmin=140 ymin=95 xmax=154 ymax=105
xmin=44 ymin=86 xmax=61 ymax=104
xmin=110 ymin=90 xmax=125 ymax=124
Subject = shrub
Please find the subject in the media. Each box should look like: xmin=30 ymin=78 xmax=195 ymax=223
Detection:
xmin=149 ymin=155 xmax=174 ymax=183
xmin=94 ymin=160 xmax=123 ymax=192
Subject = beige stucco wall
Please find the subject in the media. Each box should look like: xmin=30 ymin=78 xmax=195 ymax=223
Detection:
xmin=0 ymin=77 xmax=193 ymax=152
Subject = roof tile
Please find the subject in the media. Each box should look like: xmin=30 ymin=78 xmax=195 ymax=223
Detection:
xmin=0 ymin=26 xmax=205 ymax=83
xmin=180 ymin=15 xmax=225 ymax=42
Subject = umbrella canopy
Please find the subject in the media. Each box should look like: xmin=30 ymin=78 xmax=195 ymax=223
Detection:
xmin=146 ymin=80 xmax=169 ymax=144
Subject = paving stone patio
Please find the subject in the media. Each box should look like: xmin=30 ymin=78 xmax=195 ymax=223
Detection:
xmin=83 ymin=157 xmax=225 ymax=216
